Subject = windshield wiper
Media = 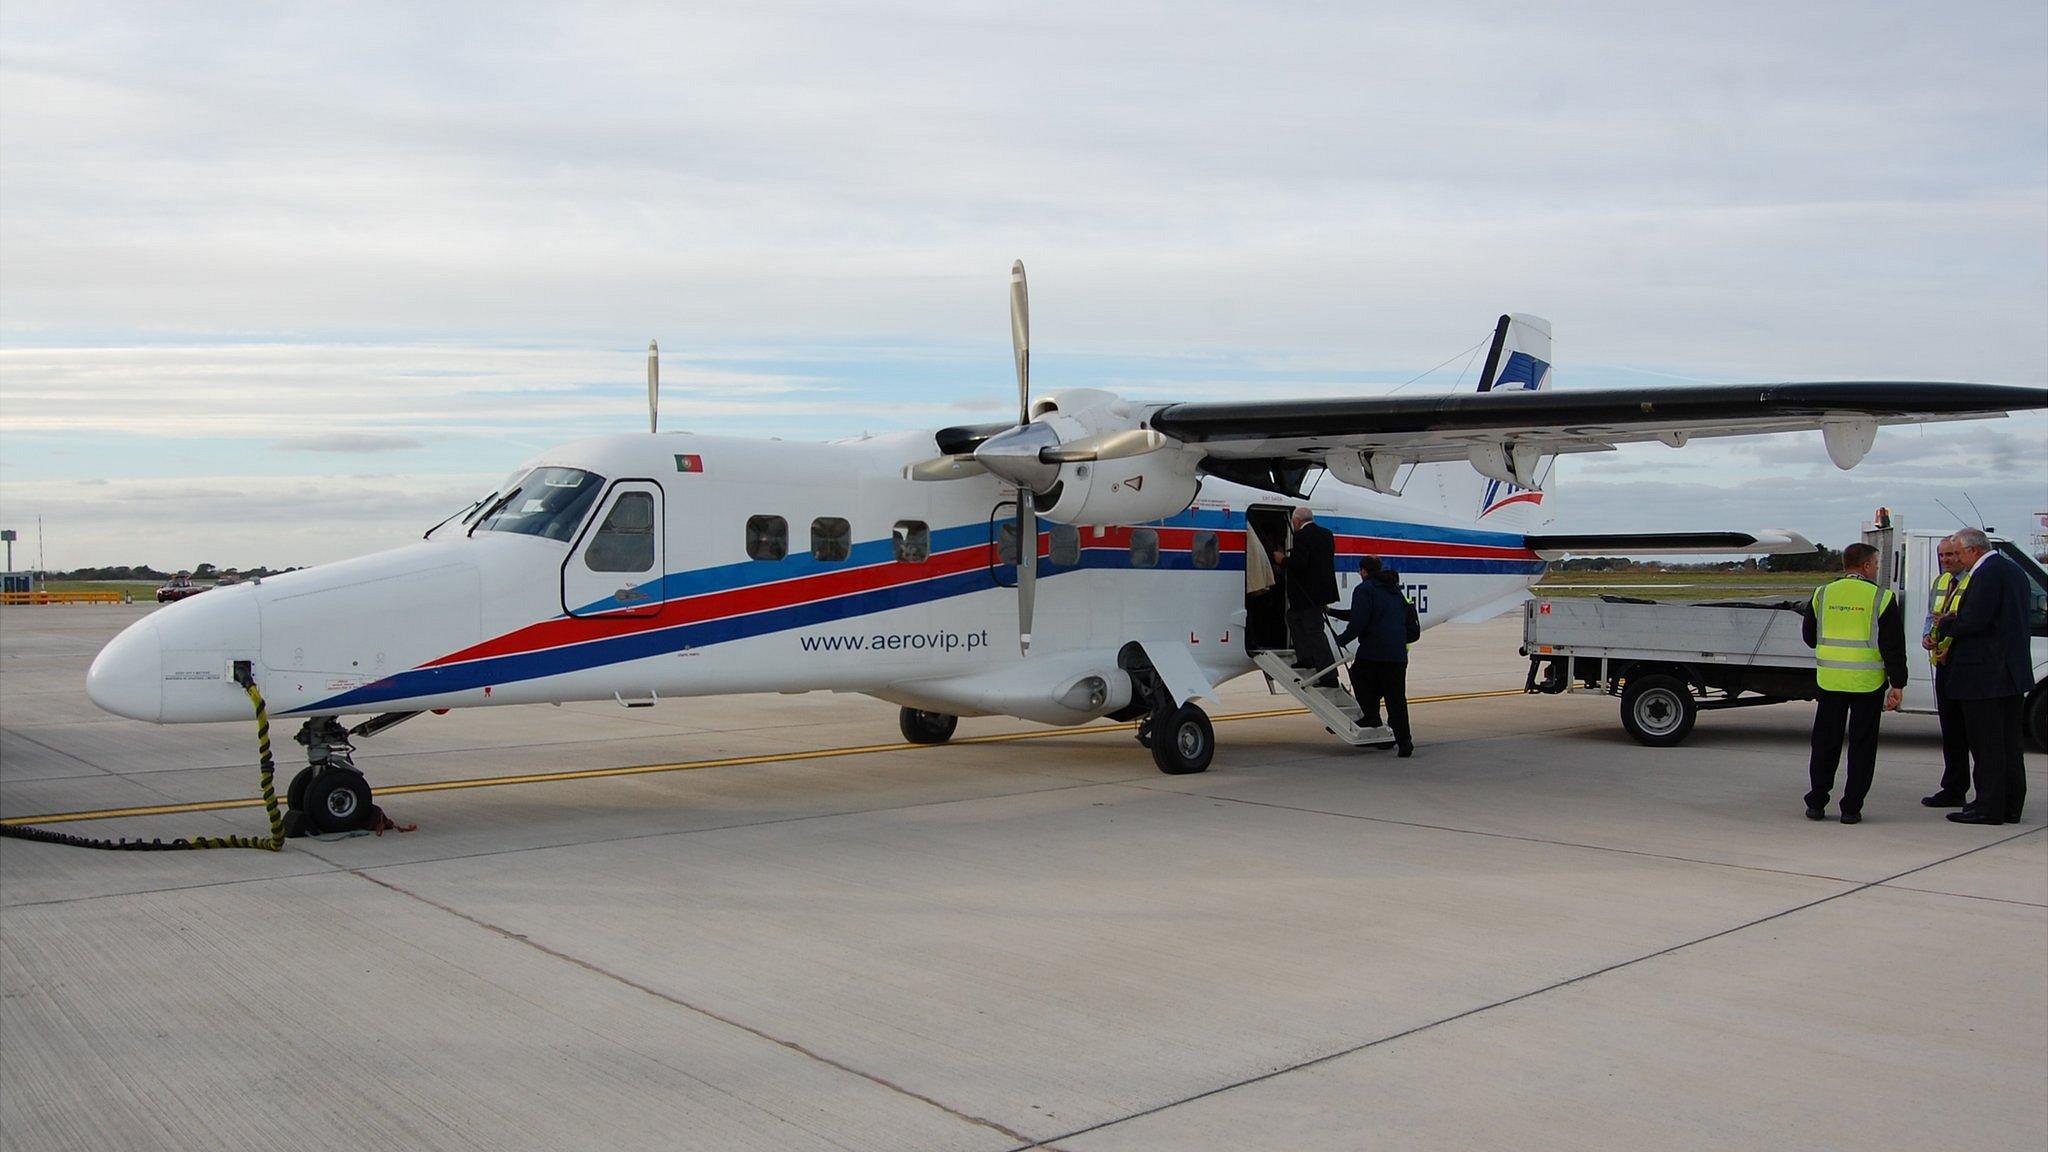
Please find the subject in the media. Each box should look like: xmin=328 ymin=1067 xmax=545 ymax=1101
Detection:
xmin=466 ymin=488 xmax=524 ymax=537
xmin=423 ymin=497 xmax=491 ymax=540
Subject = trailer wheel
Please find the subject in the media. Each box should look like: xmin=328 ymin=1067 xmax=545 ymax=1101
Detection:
xmin=1620 ymin=674 xmax=1696 ymax=747
xmin=2027 ymin=683 xmax=2047 ymax=754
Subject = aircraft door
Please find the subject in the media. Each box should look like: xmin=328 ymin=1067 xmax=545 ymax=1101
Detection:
xmin=563 ymin=480 xmax=665 ymax=618
xmin=1244 ymin=505 xmax=1291 ymax=652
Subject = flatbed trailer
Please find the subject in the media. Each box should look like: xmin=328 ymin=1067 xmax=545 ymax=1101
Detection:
xmin=1522 ymin=519 xmax=2048 ymax=748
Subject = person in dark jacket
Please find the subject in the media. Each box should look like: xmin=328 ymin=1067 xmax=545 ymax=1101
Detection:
xmin=1274 ymin=506 xmax=1340 ymax=687
xmin=1931 ymin=528 xmax=2033 ymax=825
xmin=1330 ymin=555 xmax=1417 ymax=756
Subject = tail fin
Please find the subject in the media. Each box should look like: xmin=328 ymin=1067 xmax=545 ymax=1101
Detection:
xmin=1477 ymin=314 xmax=1553 ymax=393
xmin=1405 ymin=314 xmax=1558 ymax=530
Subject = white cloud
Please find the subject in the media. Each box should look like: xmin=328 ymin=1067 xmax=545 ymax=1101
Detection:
xmin=0 ymin=1 xmax=2042 ymax=567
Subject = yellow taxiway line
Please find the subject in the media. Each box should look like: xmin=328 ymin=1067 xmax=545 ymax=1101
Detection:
xmin=3 ymin=688 xmax=1527 ymax=826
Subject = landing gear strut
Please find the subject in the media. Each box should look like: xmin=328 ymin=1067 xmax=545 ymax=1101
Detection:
xmin=284 ymin=716 xmax=376 ymax=836
xmin=1119 ymin=647 xmax=1214 ymax=775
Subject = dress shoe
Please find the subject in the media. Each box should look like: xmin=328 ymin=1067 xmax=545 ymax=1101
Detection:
xmin=1840 ymin=812 xmax=1861 ymax=825
xmin=1804 ymin=805 xmax=1825 ymax=821
xmin=1396 ymin=744 xmax=1414 ymax=758
xmin=1920 ymin=792 xmax=1967 ymax=808
xmin=1946 ymin=809 xmax=2006 ymax=825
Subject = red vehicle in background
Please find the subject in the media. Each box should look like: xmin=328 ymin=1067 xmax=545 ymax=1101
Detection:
xmin=155 ymin=574 xmax=205 ymax=603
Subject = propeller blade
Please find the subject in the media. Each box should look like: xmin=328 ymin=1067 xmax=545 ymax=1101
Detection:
xmin=902 ymin=455 xmax=988 ymax=481
xmin=1038 ymin=428 xmax=1168 ymax=464
xmin=1017 ymin=493 xmax=1036 ymax=656
xmin=1010 ymin=260 xmax=1030 ymax=426
xmin=647 ymin=340 xmax=659 ymax=434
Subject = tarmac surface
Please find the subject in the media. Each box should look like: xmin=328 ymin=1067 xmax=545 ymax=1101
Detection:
xmin=2 ymin=603 xmax=2043 ymax=1151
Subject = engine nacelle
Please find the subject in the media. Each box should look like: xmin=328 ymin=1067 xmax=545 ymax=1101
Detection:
xmin=1017 ymin=391 xmax=1203 ymax=526
xmin=1037 ymin=446 xmax=1202 ymax=526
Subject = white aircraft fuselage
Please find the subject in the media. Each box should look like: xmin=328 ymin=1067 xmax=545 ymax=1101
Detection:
xmin=86 ymin=426 xmax=1546 ymax=729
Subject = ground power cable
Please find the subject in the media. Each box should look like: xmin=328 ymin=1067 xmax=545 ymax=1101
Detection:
xmin=0 ymin=677 xmax=286 ymax=852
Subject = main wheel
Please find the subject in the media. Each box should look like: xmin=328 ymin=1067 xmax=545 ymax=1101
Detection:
xmin=1620 ymin=673 xmax=1696 ymax=747
xmin=1150 ymin=704 xmax=1214 ymax=775
xmin=899 ymin=707 xmax=958 ymax=745
xmin=303 ymin=769 xmax=374 ymax=834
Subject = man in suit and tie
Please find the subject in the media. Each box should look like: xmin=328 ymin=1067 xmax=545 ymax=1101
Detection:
xmin=1919 ymin=534 xmax=1974 ymax=807
xmin=1273 ymin=506 xmax=1340 ymax=688
xmin=1933 ymin=528 xmax=2031 ymax=825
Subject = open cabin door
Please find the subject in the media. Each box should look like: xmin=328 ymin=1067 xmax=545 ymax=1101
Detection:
xmin=1244 ymin=504 xmax=1292 ymax=652
xmin=563 ymin=480 xmax=665 ymax=618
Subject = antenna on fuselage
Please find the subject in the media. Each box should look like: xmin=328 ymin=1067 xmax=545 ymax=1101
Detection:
xmin=648 ymin=340 xmax=660 ymax=433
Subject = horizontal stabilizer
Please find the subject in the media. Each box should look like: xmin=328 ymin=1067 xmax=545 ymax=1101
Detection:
xmin=1525 ymin=530 xmax=1815 ymax=560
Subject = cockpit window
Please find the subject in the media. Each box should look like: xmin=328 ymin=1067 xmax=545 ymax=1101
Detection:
xmin=471 ymin=468 xmax=606 ymax=542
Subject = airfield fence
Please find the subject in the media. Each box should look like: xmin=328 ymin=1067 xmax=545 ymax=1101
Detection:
xmin=0 ymin=590 xmax=129 ymax=605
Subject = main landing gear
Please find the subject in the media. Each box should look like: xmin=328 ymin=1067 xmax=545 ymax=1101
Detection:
xmin=1136 ymin=702 xmax=1214 ymax=775
xmin=283 ymin=715 xmax=384 ymax=836
xmin=1118 ymin=645 xmax=1213 ymax=775
xmin=899 ymin=707 xmax=959 ymax=744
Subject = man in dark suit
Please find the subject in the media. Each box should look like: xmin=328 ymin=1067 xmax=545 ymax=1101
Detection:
xmin=1933 ymin=528 xmax=2032 ymax=825
xmin=1274 ymin=506 xmax=1339 ymax=687
xmin=1920 ymin=534 xmax=1974 ymax=807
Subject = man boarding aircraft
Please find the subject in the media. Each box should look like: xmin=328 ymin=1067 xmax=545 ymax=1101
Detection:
xmin=86 ymin=264 xmax=2047 ymax=833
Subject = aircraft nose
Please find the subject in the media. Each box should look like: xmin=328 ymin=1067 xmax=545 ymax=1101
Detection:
xmin=87 ymin=617 xmax=163 ymax=722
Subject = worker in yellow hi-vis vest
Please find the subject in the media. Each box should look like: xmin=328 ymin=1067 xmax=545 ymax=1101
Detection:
xmin=1920 ymin=534 xmax=1973 ymax=808
xmin=1801 ymin=542 xmax=1907 ymax=824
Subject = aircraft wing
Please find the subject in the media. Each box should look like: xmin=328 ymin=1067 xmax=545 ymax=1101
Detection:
xmin=1148 ymin=381 xmax=2045 ymax=470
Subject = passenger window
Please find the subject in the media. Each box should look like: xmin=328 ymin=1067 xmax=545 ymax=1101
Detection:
xmin=893 ymin=520 xmax=929 ymax=564
xmin=997 ymin=520 xmax=1020 ymax=565
xmin=1050 ymin=524 xmax=1079 ymax=566
xmin=584 ymin=492 xmax=655 ymax=572
xmin=811 ymin=517 xmax=851 ymax=562
xmin=1192 ymin=530 xmax=1219 ymax=569
xmin=746 ymin=515 xmax=787 ymax=561
xmin=1129 ymin=528 xmax=1159 ymax=568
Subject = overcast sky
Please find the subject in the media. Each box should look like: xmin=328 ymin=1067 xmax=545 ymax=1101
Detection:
xmin=2 ymin=1 xmax=2043 ymax=571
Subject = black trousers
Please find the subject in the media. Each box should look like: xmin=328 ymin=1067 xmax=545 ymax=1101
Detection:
xmin=1286 ymin=605 xmax=1337 ymax=686
xmin=1957 ymin=694 xmax=2027 ymax=820
xmin=1807 ymin=687 xmax=1884 ymax=816
xmin=1349 ymin=659 xmax=1411 ymax=747
xmin=1933 ymin=671 xmax=1972 ymax=799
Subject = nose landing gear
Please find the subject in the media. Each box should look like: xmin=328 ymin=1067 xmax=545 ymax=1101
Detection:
xmin=284 ymin=716 xmax=377 ymax=836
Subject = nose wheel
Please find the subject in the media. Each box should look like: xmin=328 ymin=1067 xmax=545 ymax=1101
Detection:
xmin=282 ymin=716 xmax=379 ymax=836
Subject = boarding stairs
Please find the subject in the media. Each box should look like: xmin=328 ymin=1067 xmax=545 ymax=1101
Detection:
xmin=1252 ymin=648 xmax=1398 ymax=749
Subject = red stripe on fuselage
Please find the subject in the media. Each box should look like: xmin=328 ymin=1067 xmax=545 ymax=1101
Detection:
xmin=426 ymin=541 xmax=1000 ymax=668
